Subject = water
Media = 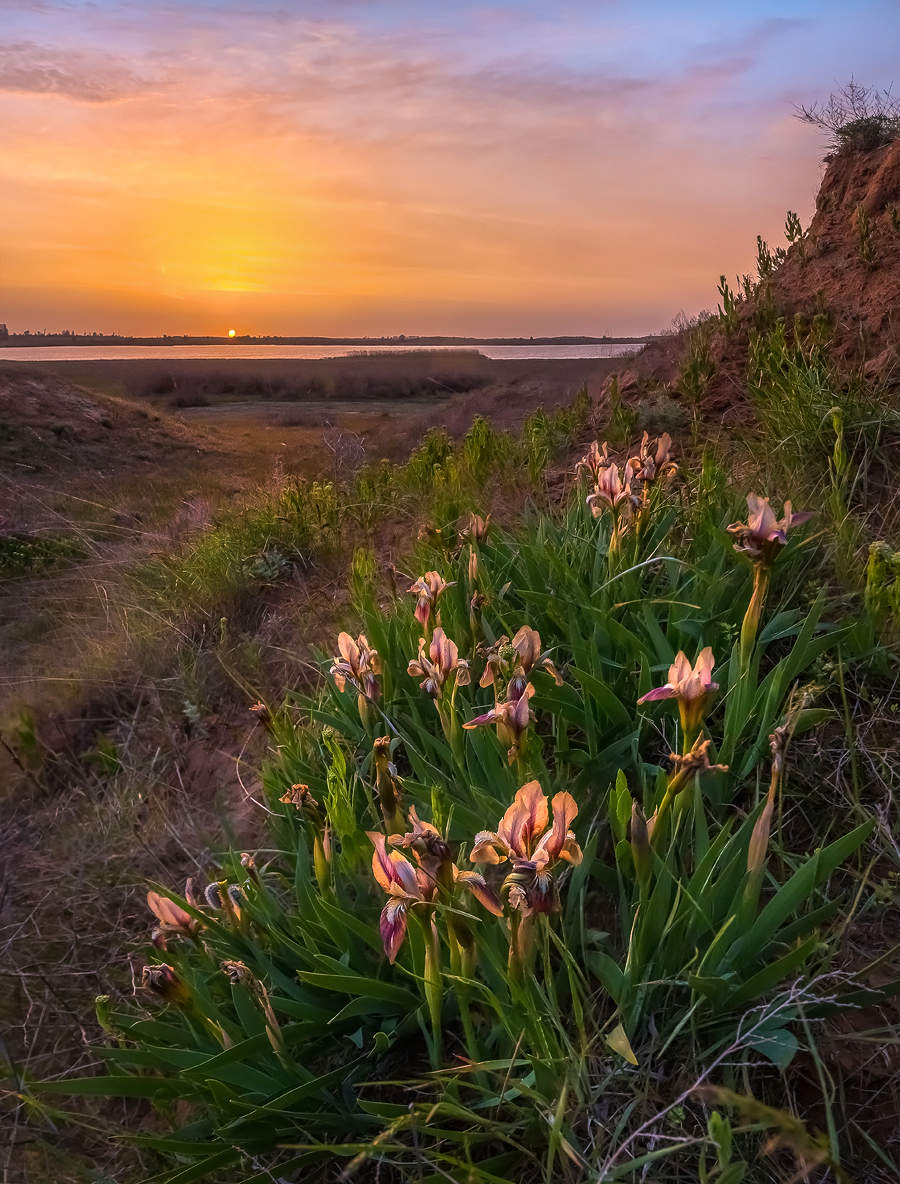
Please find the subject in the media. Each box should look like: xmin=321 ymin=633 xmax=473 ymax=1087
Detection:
xmin=0 ymin=342 xmax=645 ymax=363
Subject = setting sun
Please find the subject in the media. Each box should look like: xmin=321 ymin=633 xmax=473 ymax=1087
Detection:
xmin=228 ymin=329 xmax=236 ymax=338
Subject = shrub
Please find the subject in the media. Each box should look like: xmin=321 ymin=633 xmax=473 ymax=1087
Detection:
xmin=797 ymin=80 xmax=900 ymax=155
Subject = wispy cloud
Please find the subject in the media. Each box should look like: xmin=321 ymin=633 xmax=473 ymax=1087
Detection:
xmin=0 ymin=40 xmax=155 ymax=103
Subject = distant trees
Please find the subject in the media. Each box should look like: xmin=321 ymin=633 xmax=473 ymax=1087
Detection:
xmin=0 ymin=323 xmax=8 ymax=340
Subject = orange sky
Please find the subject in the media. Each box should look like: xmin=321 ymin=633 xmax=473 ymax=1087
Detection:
xmin=1 ymin=2 xmax=898 ymax=336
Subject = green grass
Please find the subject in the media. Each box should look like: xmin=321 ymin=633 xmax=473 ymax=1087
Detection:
xmin=0 ymin=532 xmax=85 ymax=579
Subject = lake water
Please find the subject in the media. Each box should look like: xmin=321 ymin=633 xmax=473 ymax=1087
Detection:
xmin=0 ymin=342 xmax=645 ymax=363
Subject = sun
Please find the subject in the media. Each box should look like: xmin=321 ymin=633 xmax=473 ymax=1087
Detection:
xmin=228 ymin=328 xmax=236 ymax=337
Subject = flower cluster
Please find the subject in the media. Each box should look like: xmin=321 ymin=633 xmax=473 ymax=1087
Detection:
xmin=578 ymin=432 xmax=677 ymax=527
xmin=367 ymin=782 xmax=581 ymax=970
xmin=368 ymin=809 xmax=501 ymax=963
xmin=470 ymin=780 xmax=582 ymax=916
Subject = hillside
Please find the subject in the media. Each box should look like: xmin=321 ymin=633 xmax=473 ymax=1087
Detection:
xmin=611 ymin=139 xmax=900 ymax=418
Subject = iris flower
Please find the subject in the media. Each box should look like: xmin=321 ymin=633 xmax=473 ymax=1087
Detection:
xmin=330 ymin=632 xmax=381 ymax=701
xmin=470 ymin=780 xmax=582 ymax=914
xmin=464 ymin=682 xmax=535 ymax=764
xmin=637 ymin=647 xmax=718 ymax=737
xmin=727 ymin=494 xmax=811 ymax=566
xmin=407 ymin=627 xmax=471 ymax=699
xmin=628 ymin=431 xmax=678 ymax=484
xmin=586 ymin=463 xmax=639 ymax=518
xmin=461 ymin=511 xmax=491 ymax=542
xmin=408 ymin=571 xmax=453 ymax=628
xmin=575 ymin=440 xmax=611 ymax=482
xmin=368 ymin=824 xmax=500 ymax=962
xmin=480 ymin=626 xmax=563 ymax=700
xmin=146 ymin=882 xmax=199 ymax=950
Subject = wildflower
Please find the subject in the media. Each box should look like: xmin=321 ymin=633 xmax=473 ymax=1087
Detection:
xmin=141 ymin=963 xmax=191 ymax=1006
xmin=461 ymin=511 xmax=490 ymax=542
xmin=586 ymin=463 xmax=639 ymax=518
xmin=279 ymin=782 xmax=323 ymax=820
xmin=330 ymin=632 xmax=381 ymax=701
xmin=389 ymin=804 xmax=452 ymax=892
xmin=467 ymin=544 xmax=479 ymax=585
xmin=508 ymin=625 xmax=563 ymax=698
xmin=464 ymin=682 xmax=535 ymax=764
xmin=479 ymin=627 xmax=562 ymax=702
xmin=221 ymin=959 xmax=254 ymax=987
xmin=407 ymin=627 xmax=471 ymax=699
xmin=647 ymin=736 xmax=729 ymax=844
xmin=408 ymin=571 xmax=453 ymax=628
xmin=575 ymin=440 xmax=611 ymax=482
xmin=368 ymin=831 xmax=434 ymax=962
xmin=637 ymin=647 xmax=718 ymax=740
xmin=628 ymin=431 xmax=678 ymax=484
xmin=453 ymin=866 xmax=503 ymax=917
xmin=470 ymin=780 xmax=582 ymax=914
xmin=469 ymin=590 xmax=487 ymax=638
xmin=146 ymin=883 xmax=198 ymax=950
xmin=369 ymin=815 xmax=501 ymax=963
xmin=727 ymin=494 xmax=811 ymax=672
xmin=726 ymin=493 xmax=811 ymax=567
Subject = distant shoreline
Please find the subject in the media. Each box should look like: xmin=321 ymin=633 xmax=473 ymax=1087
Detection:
xmin=0 ymin=333 xmax=652 ymax=348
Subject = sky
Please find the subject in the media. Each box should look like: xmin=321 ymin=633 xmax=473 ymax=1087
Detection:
xmin=1 ymin=1 xmax=899 ymax=337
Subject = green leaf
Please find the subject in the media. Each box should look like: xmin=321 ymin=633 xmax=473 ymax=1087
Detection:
xmin=746 ymin=1025 xmax=798 ymax=1070
xmin=296 ymin=971 xmax=419 ymax=1007
xmin=31 ymin=1075 xmax=194 ymax=1099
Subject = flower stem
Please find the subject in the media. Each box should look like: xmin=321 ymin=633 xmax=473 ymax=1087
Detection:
xmin=739 ymin=562 xmax=770 ymax=675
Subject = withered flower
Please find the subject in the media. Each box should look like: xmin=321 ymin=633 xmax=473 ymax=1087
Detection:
xmin=726 ymin=494 xmax=811 ymax=566
xmin=408 ymin=571 xmax=453 ymax=628
xmin=141 ymin=963 xmax=191 ymax=1006
xmin=373 ymin=735 xmax=404 ymax=834
xmin=464 ymin=682 xmax=535 ymax=764
xmin=146 ymin=881 xmax=199 ymax=950
xmin=221 ymin=959 xmax=254 ymax=987
xmin=279 ymin=782 xmax=323 ymax=821
xmin=470 ymin=780 xmax=582 ymax=915
xmin=637 ymin=647 xmax=718 ymax=738
xmin=278 ymin=783 xmax=331 ymax=893
xmin=249 ymin=701 xmax=272 ymax=729
xmin=407 ymin=627 xmax=471 ymax=700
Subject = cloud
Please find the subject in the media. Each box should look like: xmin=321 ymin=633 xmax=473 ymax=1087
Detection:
xmin=0 ymin=40 xmax=155 ymax=103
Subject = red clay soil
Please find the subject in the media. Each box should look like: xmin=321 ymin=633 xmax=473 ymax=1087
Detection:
xmin=600 ymin=139 xmax=900 ymax=417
